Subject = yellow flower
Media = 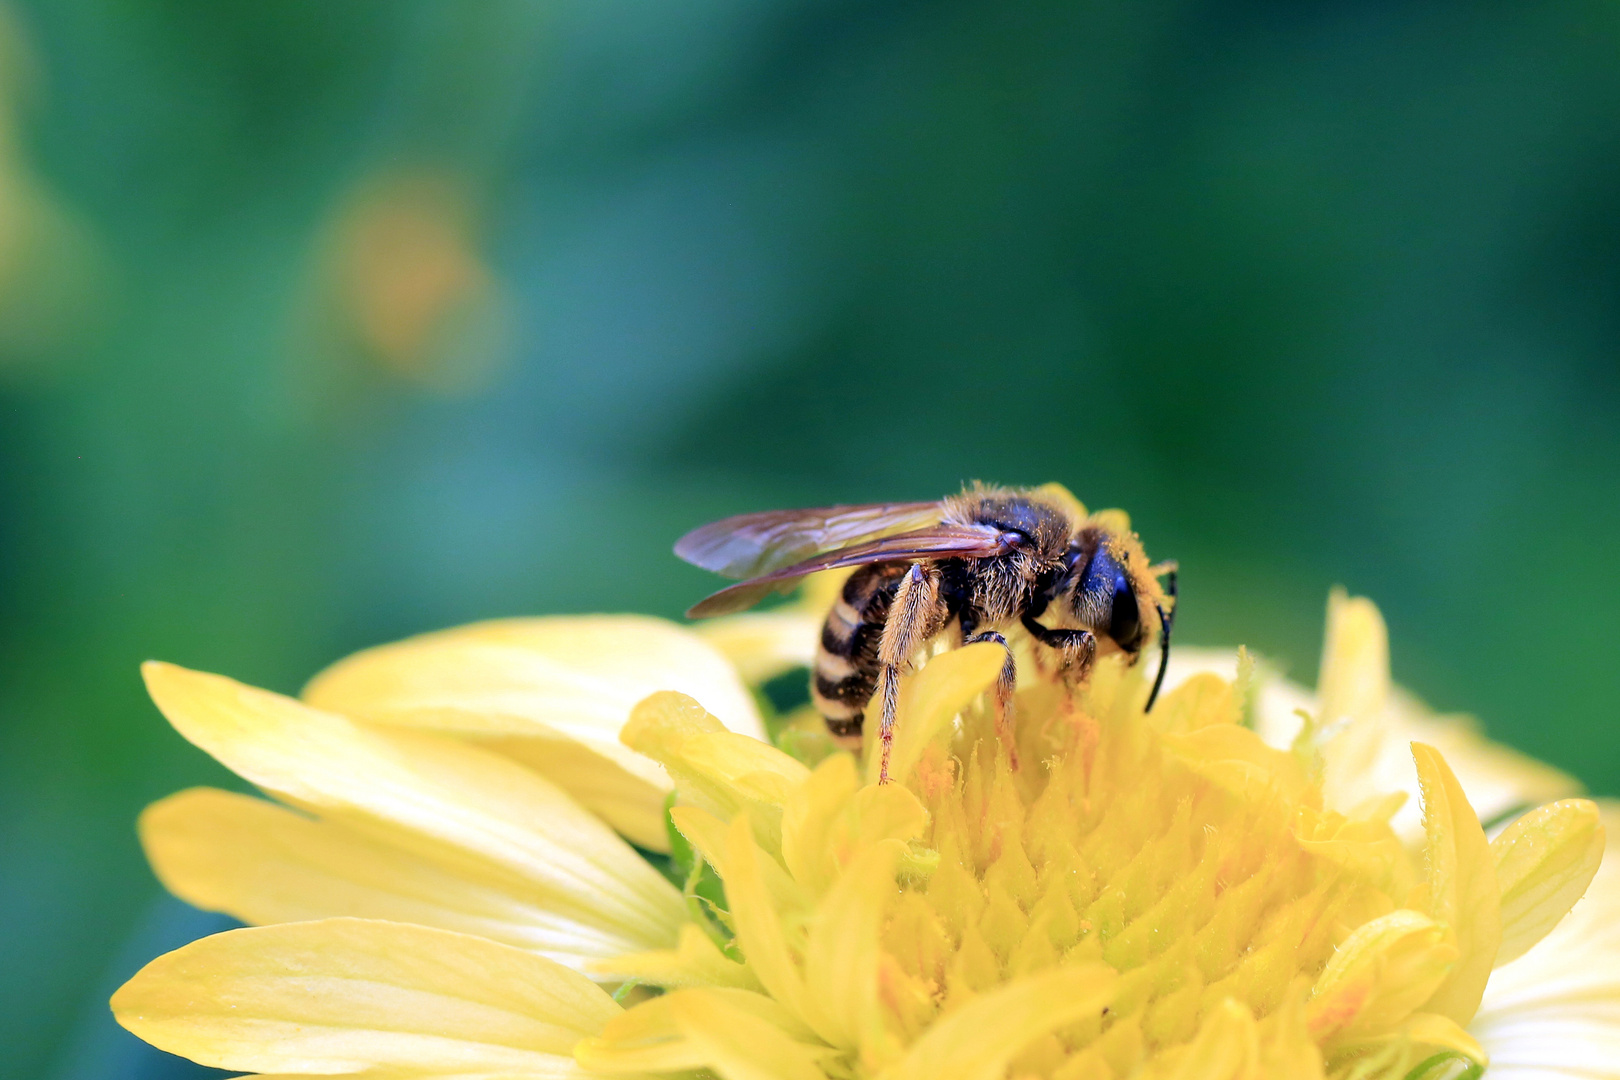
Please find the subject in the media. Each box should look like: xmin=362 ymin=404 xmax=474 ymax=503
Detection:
xmin=113 ymin=592 xmax=1612 ymax=1079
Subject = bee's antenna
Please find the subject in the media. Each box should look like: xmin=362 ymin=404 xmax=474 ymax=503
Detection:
xmin=1144 ymin=568 xmax=1177 ymax=712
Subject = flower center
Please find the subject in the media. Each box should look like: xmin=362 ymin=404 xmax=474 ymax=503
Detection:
xmin=880 ymin=671 xmax=1398 ymax=1075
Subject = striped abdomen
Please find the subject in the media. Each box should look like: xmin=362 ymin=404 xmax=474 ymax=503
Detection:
xmin=810 ymin=562 xmax=909 ymax=739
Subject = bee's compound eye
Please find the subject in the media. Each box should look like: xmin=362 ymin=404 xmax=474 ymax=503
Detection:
xmin=1109 ymin=575 xmax=1141 ymax=648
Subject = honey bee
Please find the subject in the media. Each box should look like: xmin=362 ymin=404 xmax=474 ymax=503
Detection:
xmin=676 ymin=484 xmax=1176 ymax=783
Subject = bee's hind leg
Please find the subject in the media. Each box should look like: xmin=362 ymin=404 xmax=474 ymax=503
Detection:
xmin=965 ymin=629 xmax=1020 ymax=771
xmin=874 ymin=563 xmax=945 ymax=784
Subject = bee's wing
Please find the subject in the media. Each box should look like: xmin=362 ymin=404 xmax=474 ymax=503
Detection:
xmin=675 ymin=501 xmax=943 ymax=580
xmin=686 ymin=523 xmax=1015 ymax=618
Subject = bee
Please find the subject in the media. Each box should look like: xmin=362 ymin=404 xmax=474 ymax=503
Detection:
xmin=676 ymin=484 xmax=1177 ymax=783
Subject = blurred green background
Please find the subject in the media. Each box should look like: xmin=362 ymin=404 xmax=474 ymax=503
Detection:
xmin=2 ymin=1 xmax=1618 ymax=1075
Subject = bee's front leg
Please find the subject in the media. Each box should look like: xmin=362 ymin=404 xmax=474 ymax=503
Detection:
xmin=874 ymin=562 xmax=945 ymax=784
xmin=1020 ymin=615 xmax=1096 ymax=686
xmin=963 ymin=627 xmax=1019 ymax=772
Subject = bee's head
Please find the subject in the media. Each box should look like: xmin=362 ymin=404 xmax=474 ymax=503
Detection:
xmin=1067 ymin=536 xmax=1145 ymax=652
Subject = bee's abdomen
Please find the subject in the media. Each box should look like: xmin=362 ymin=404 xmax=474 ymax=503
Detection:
xmin=810 ymin=563 xmax=906 ymax=739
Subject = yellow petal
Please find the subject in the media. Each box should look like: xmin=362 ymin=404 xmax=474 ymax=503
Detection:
xmin=1031 ymin=481 xmax=1087 ymax=520
xmin=668 ymin=805 xmax=732 ymax=879
xmin=1320 ymin=1010 xmax=1487 ymax=1080
xmin=780 ymin=754 xmax=862 ymax=893
xmin=669 ymin=802 xmax=810 ymax=922
xmin=592 ymin=924 xmax=761 ymax=992
xmin=142 ymin=788 xmax=651 ymax=971
xmin=1412 ymin=742 xmax=1501 ymax=1025
xmin=1472 ymin=805 xmax=1620 ymax=1077
xmin=576 ymin=987 xmax=831 ymax=1080
xmin=245 ymin=1073 xmax=595 ymax=1080
xmin=847 ymin=782 xmax=929 ymax=850
xmin=1160 ymin=723 xmax=1311 ymax=806
xmin=623 ymin=691 xmax=809 ymax=852
xmin=867 ymin=640 xmax=1004 ymax=786
xmin=474 ymin=734 xmax=671 ymax=852
xmin=1088 ymin=507 xmax=1131 ymax=535
xmin=1170 ymin=644 xmax=1580 ymax=846
xmin=1307 ymin=909 xmax=1457 ymax=1042
xmin=1317 ymin=590 xmax=1388 ymax=724
xmin=1150 ymin=672 xmax=1240 ymax=735
xmin=804 ymin=841 xmax=901 ymax=1060
xmin=305 ymin=615 xmax=762 ymax=741
xmin=1316 ymin=590 xmax=1392 ymax=811
xmin=879 ymin=965 xmax=1117 ymax=1080
xmin=1390 ymin=688 xmax=1580 ymax=836
xmin=1256 ymin=990 xmax=1325 ymax=1080
xmin=780 ymin=755 xmax=928 ymax=896
xmin=1490 ymin=798 xmax=1605 ymax=966
xmin=722 ymin=813 xmax=814 ymax=1030
xmin=1399 ymin=1012 xmax=1487 ymax=1068
xmin=143 ymin=662 xmax=684 ymax=950
xmin=302 ymin=615 xmax=766 ymax=852
xmin=1166 ymin=637 xmax=1581 ymax=848
xmin=1162 ymin=998 xmax=1259 ymax=1080
xmin=695 ymin=610 xmax=822 ymax=684
xmin=111 ymin=917 xmax=619 ymax=1075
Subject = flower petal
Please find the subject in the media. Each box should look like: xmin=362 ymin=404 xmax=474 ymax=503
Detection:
xmin=622 ymin=691 xmax=809 ymax=852
xmin=141 ymin=788 xmax=638 ymax=971
xmin=867 ymin=641 xmax=1005 ymax=786
xmin=804 ymin=841 xmax=901 ymax=1061
xmin=1391 ymin=688 xmax=1579 ymax=833
xmin=1164 ymin=998 xmax=1262 ymax=1080
xmin=1307 ymin=909 xmax=1457 ymax=1042
xmin=301 ymin=616 xmax=766 ymax=852
xmin=1167 ymin=645 xmax=1580 ymax=845
xmin=695 ymin=611 xmax=822 ymax=684
xmin=1400 ymin=1012 xmax=1488 ymax=1070
xmin=111 ymin=917 xmax=619 ymax=1075
xmin=1472 ymin=802 xmax=1620 ymax=1074
xmin=1150 ymin=672 xmax=1240 ymax=736
xmin=1490 ymin=798 xmax=1606 ymax=967
xmin=722 ymin=813 xmax=816 ymax=1030
xmin=142 ymin=662 xmax=685 ymax=951
xmin=1412 ymin=742 xmax=1501 ymax=1025
xmin=472 ymin=734 xmax=673 ymax=852
xmin=575 ymin=987 xmax=832 ymax=1080
xmin=780 ymin=755 xmax=928 ymax=897
xmin=1160 ymin=722 xmax=1311 ymax=806
xmin=246 ymin=1073 xmax=598 ymax=1080
xmin=1315 ymin=591 xmax=1393 ymax=812
xmin=592 ymin=924 xmax=760 ymax=992
xmin=1471 ymin=1013 xmax=1620 ymax=1077
xmin=304 ymin=616 xmax=762 ymax=741
xmin=780 ymin=754 xmax=862 ymax=893
xmin=1256 ymin=992 xmax=1326 ymax=1080
xmin=877 ymin=965 xmax=1116 ymax=1080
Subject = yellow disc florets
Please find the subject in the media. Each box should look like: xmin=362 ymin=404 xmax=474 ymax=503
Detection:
xmin=887 ymin=665 xmax=1401 ymax=1077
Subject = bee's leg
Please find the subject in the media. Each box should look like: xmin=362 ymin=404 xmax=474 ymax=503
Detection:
xmin=875 ymin=562 xmax=944 ymax=785
xmin=1020 ymin=615 xmax=1097 ymax=686
xmin=965 ymin=629 xmax=1019 ymax=771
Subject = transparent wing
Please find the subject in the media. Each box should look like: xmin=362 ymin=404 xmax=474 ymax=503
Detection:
xmin=674 ymin=500 xmax=943 ymax=580
xmin=686 ymin=524 xmax=1015 ymax=618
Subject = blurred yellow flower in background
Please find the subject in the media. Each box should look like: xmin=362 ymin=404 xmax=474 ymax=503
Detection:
xmin=112 ymin=589 xmax=1615 ymax=1079
xmin=291 ymin=166 xmax=513 ymax=408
